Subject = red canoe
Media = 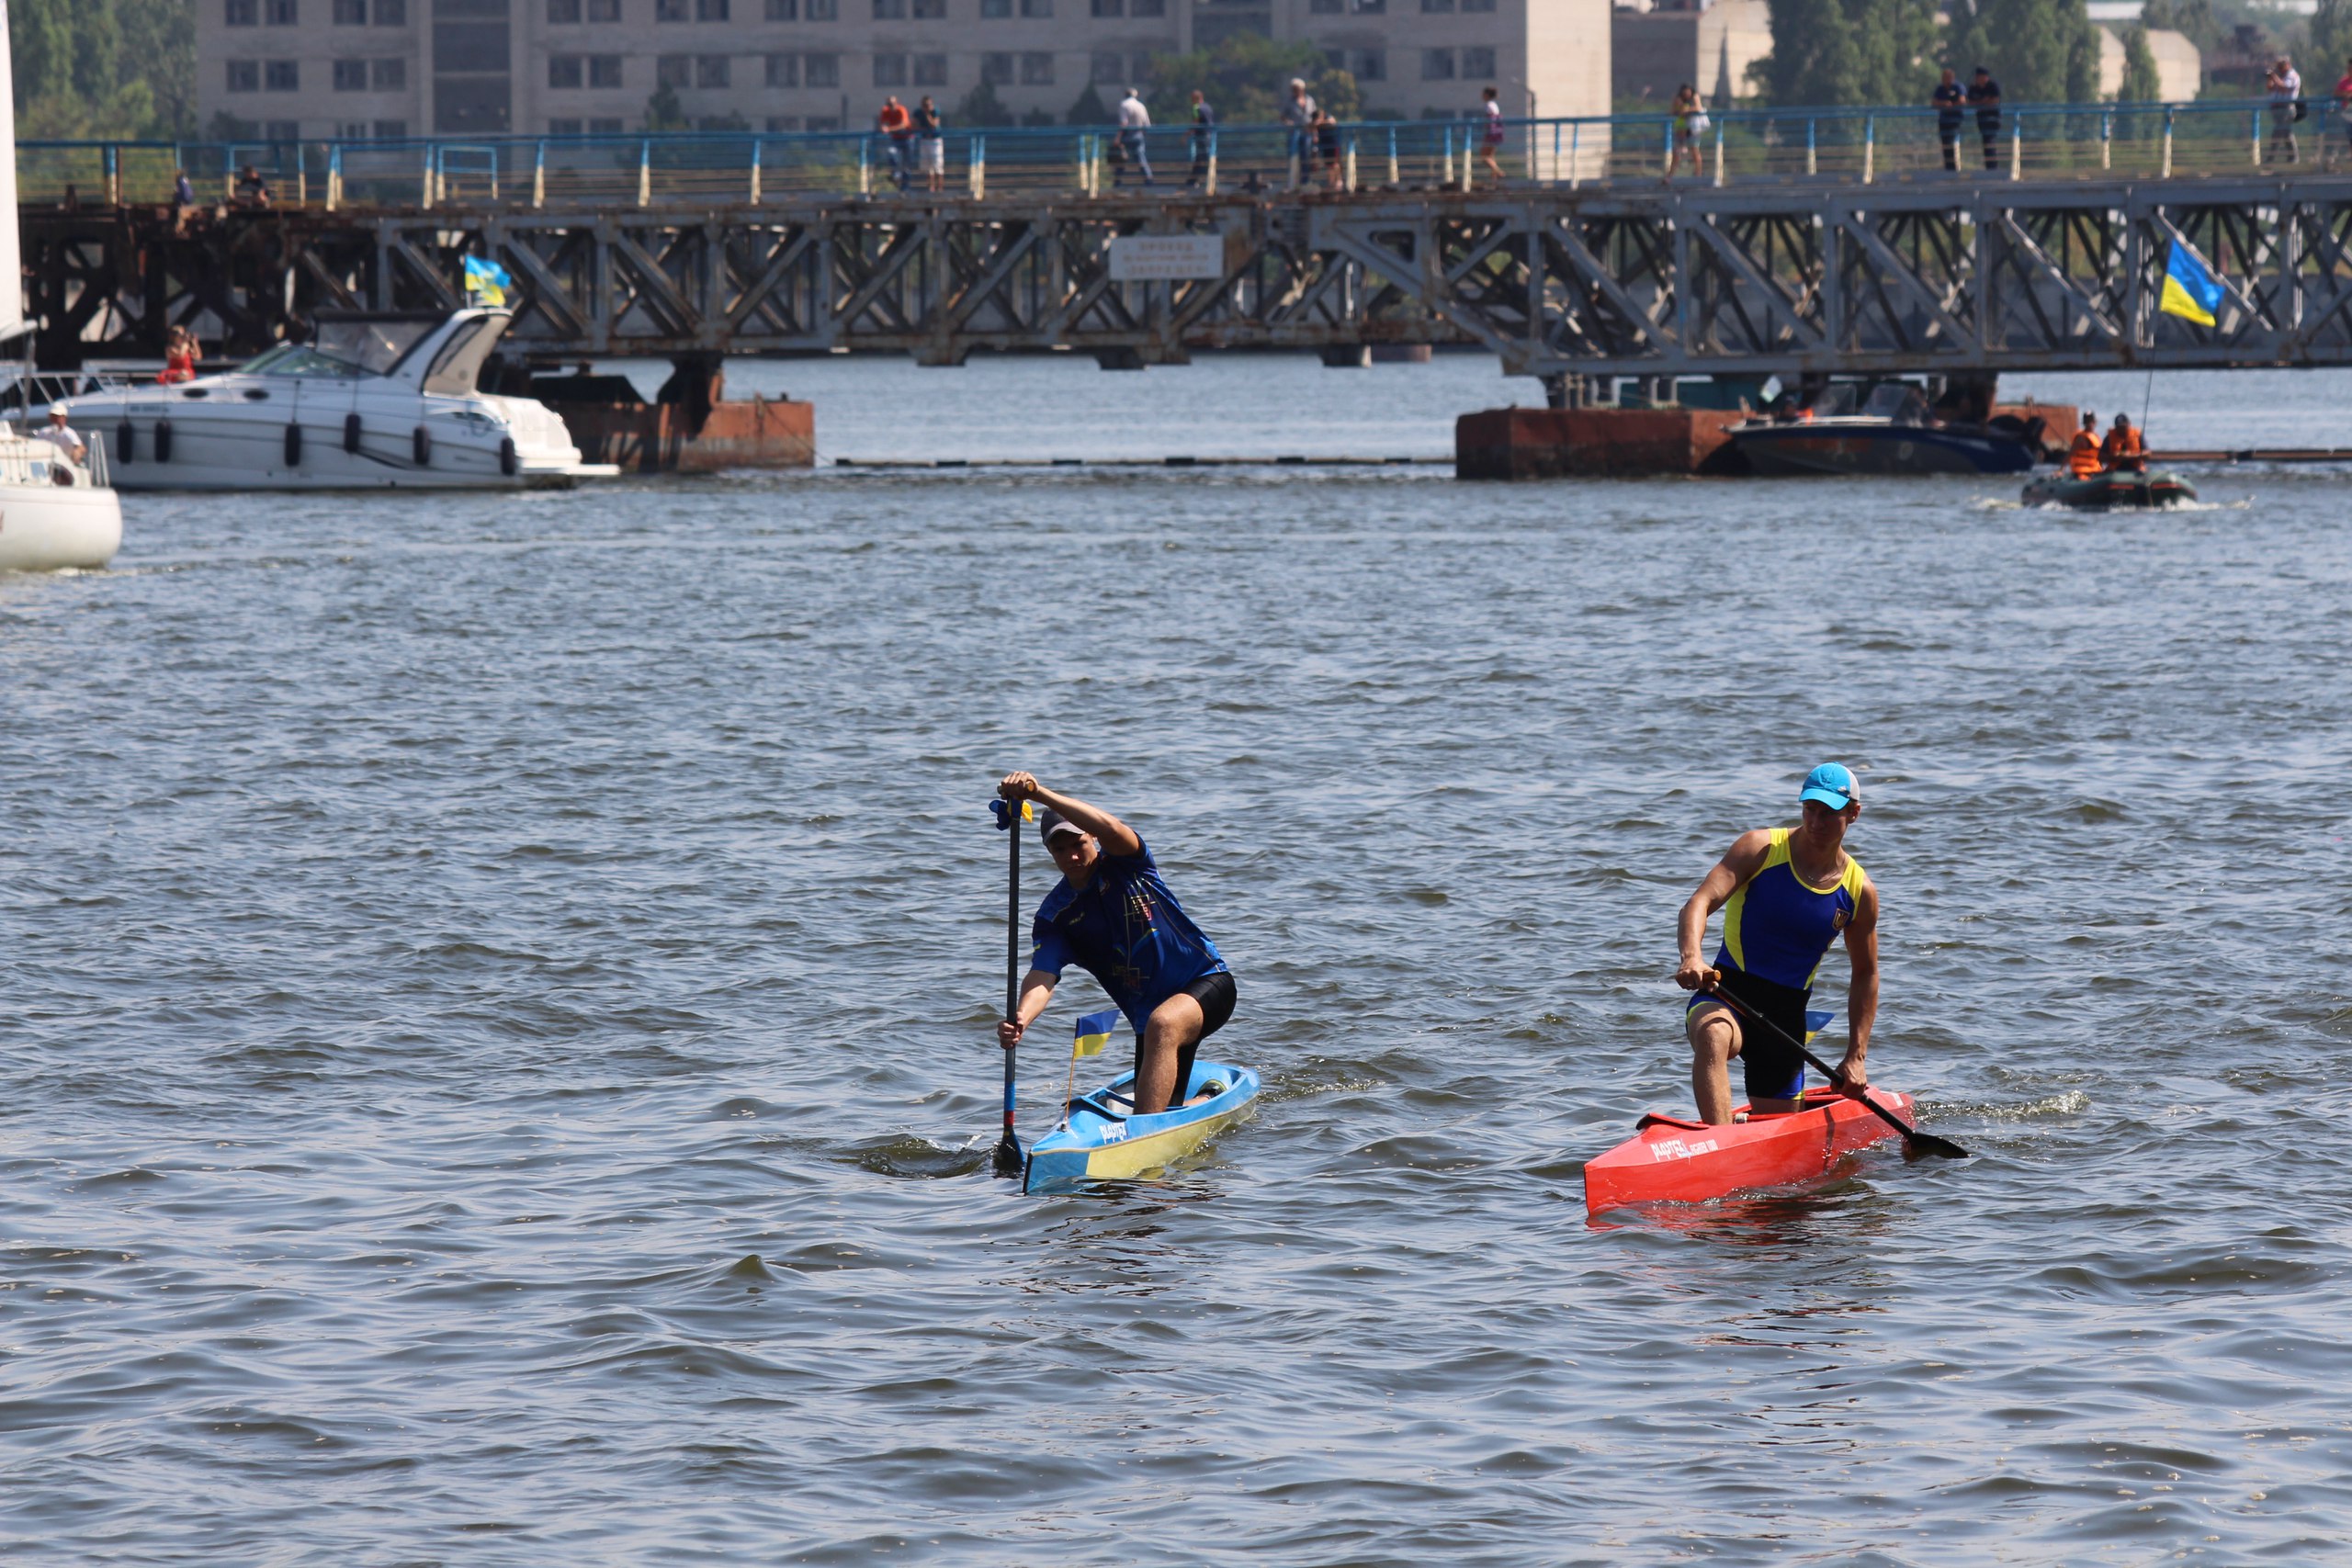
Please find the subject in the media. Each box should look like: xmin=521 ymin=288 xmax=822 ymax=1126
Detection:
xmin=1583 ymin=1086 xmax=1917 ymax=1213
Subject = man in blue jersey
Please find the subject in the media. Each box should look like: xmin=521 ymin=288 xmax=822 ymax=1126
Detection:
xmin=994 ymin=773 xmax=1236 ymax=1115
xmin=1674 ymin=763 xmax=1880 ymax=1125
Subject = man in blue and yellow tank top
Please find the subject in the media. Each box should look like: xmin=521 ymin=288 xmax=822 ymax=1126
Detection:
xmin=1674 ymin=762 xmax=1880 ymax=1125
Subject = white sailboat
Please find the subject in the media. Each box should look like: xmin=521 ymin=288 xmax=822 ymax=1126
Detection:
xmin=0 ymin=0 xmax=120 ymax=570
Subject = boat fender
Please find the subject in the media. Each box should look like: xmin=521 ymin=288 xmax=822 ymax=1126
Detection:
xmin=116 ymin=420 xmax=134 ymax=462
xmin=412 ymin=425 xmax=430 ymax=467
xmin=499 ymin=435 xmax=517 ymax=477
xmin=283 ymin=421 xmax=302 ymax=468
xmin=154 ymin=418 xmax=173 ymax=463
xmin=344 ymin=412 xmax=362 ymax=454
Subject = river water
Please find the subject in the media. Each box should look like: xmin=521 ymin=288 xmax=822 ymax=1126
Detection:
xmin=5 ymin=355 xmax=2349 ymax=1563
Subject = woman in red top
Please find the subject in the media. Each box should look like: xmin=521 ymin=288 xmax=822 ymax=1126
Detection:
xmin=158 ymin=324 xmax=200 ymax=385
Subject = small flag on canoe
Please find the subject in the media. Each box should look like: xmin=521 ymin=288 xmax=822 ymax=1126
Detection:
xmin=462 ymin=254 xmax=514 ymax=307
xmin=1072 ymin=1009 xmax=1120 ymax=1058
xmin=2159 ymin=238 xmax=2225 ymax=328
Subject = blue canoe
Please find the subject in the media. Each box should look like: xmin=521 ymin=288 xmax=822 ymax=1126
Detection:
xmin=1023 ymin=1059 xmax=1261 ymax=1194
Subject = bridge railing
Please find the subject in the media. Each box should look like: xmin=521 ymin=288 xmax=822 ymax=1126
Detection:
xmin=18 ymin=96 xmax=2347 ymax=212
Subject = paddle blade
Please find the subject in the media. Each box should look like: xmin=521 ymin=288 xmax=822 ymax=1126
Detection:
xmin=1901 ymin=1130 xmax=1971 ymax=1161
xmin=991 ymin=1132 xmax=1024 ymax=1179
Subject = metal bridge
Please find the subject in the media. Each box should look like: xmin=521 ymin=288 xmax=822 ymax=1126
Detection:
xmin=25 ymin=170 xmax=2352 ymax=391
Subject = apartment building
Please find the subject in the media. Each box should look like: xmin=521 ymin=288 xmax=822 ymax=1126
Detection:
xmin=196 ymin=0 xmax=1608 ymax=141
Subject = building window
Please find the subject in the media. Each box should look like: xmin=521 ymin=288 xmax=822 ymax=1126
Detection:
xmin=1420 ymin=47 xmax=1453 ymax=77
xmin=1020 ymin=0 xmax=1050 ymax=12
xmin=1461 ymin=0 xmax=1493 ymax=9
xmin=1021 ymin=51 xmax=1054 ymax=82
xmin=699 ymin=0 xmax=730 ymax=16
xmin=981 ymin=51 xmax=1013 ymax=82
xmin=1091 ymin=0 xmax=1121 ymax=11
xmin=335 ymin=119 xmax=369 ymax=135
xmin=657 ymin=54 xmax=692 ymax=85
xmin=1308 ymin=0 xmax=1338 ymax=10
xmin=696 ymin=54 xmax=729 ymax=85
xmin=265 ymin=118 xmax=301 ymax=140
xmin=334 ymin=0 xmax=368 ymax=20
xmin=656 ymin=0 xmax=687 ymax=15
xmin=373 ymin=57 xmax=405 ymax=86
xmin=1461 ymin=45 xmax=1495 ymax=74
xmin=1131 ymin=0 xmax=1162 ymax=12
xmin=265 ymin=0 xmax=298 ymax=20
xmin=590 ymin=54 xmax=623 ymax=85
xmin=588 ymin=116 xmax=625 ymax=130
xmin=548 ymin=54 xmax=583 ymax=86
xmin=548 ymin=0 xmax=580 ymax=17
xmin=766 ymin=52 xmax=798 ymax=85
xmin=1353 ymin=48 xmax=1385 ymax=80
xmin=588 ymin=0 xmax=619 ymax=17
xmin=980 ymin=0 xmax=1010 ymax=14
xmin=874 ymin=0 xmax=904 ymax=13
xmin=375 ymin=117 xmax=408 ymax=134
xmin=226 ymin=60 xmax=261 ymax=92
xmin=1351 ymin=0 xmax=1383 ymax=10
xmin=266 ymin=60 xmax=300 ymax=89
xmin=912 ymin=0 xmax=944 ymax=14
xmin=807 ymin=0 xmax=836 ymax=17
xmin=805 ymin=51 xmax=840 ymax=85
xmin=913 ymin=52 xmax=946 ymax=84
xmin=376 ymin=0 xmax=406 ymax=20
xmin=226 ymin=0 xmax=257 ymax=21
xmin=1090 ymin=49 xmax=1120 ymax=79
xmin=874 ymin=53 xmax=906 ymax=85
xmin=765 ymin=0 xmax=796 ymax=14
xmin=805 ymin=114 xmax=841 ymax=130
xmin=1421 ymin=0 xmax=1453 ymax=9
xmin=334 ymin=59 xmax=368 ymax=89
xmin=766 ymin=114 xmax=801 ymax=130
xmin=549 ymin=117 xmax=582 ymax=132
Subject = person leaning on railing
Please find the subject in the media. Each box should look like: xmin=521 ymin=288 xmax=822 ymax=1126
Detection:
xmin=1967 ymin=68 xmax=2002 ymax=171
xmin=1933 ymin=68 xmax=1965 ymax=172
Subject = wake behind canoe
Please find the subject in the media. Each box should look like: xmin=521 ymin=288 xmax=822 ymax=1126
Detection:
xmin=1583 ymin=1085 xmax=1917 ymax=1213
xmin=1024 ymin=1060 xmax=1261 ymax=1194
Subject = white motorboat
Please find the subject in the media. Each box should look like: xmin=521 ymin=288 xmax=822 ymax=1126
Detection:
xmin=65 ymin=308 xmax=616 ymax=491
xmin=0 ymin=6 xmax=120 ymax=570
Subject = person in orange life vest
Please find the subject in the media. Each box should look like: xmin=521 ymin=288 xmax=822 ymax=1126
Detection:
xmin=1676 ymin=763 xmax=1879 ymax=1126
xmin=2099 ymin=412 xmax=2146 ymax=473
xmin=2066 ymin=411 xmax=2103 ymax=479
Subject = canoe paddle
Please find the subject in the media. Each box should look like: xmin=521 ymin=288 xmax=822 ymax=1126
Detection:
xmin=989 ymin=797 xmax=1029 ymax=1179
xmin=1705 ymin=985 xmax=1970 ymax=1161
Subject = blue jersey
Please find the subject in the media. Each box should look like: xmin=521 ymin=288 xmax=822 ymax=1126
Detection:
xmin=1714 ymin=828 xmax=1866 ymax=992
xmin=1031 ymin=839 xmax=1227 ymax=1035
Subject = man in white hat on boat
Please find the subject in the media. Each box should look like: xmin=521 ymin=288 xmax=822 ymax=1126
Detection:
xmin=994 ymin=772 xmax=1236 ymax=1116
xmin=1674 ymin=762 xmax=1879 ymax=1125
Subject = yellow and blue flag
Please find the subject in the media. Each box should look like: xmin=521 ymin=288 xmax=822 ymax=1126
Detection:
xmin=462 ymin=254 xmax=514 ymax=307
xmin=1072 ymin=1009 xmax=1120 ymax=1058
xmin=2159 ymin=238 xmax=2225 ymax=328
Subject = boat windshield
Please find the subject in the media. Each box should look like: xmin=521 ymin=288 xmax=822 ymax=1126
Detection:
xmin=245 ymin=318 xmax=440 ymax=379
xmin=1862 ymin=382 xmax=1929 ymax=422
xmin=1807 ymin=384 xmax=1860 ymax=417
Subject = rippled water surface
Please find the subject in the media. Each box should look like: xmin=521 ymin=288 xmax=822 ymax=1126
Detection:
xmin=6 ymin=356 xmax=2351 ymax=1564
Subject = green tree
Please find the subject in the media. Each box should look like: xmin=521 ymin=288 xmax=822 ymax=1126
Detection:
xmin=2118 ymin=23 xmax=2163 ymax=100
xmin=8 ymin=0 xmax=189 ymax=138
xmin=2311 ymin=0 xmax=2352 ymax=85
xmin=641 ymin=82 xmax=689 ymax=132
xmin=1144 ymin=35 xmax=1349 ymax=123
xmin=1066 ymin=83 xmax=1112 ymax=126
xmin=956 ymin=79 xmax=1017 ymax=128
xmin=1951 ymin=0 xmax=2099 ymax=106
xmin=1750 ymin=0 xmax=1866 ymax=104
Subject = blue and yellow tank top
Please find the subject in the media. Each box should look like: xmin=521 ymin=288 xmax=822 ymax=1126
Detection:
xmin=1715 ymin=828 xmax=1866 ymax=993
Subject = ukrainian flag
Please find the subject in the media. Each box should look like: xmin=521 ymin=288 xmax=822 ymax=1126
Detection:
xmin=2159 ymin=238 xmax=2225 ymax=328
xmin=462 ymin=254 xmax=514 ymax=307
xmin=1072 ymin=1009 xmax=1121 ymax=1058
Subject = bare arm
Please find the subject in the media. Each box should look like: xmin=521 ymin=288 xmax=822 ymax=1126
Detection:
xmin=1675 ymin=829 xmax=1775 ymax=989
xmin=997 ymin=773 xmax=1143 ymax=858
xmin=1836 ymin=876 xmax=1880 ymax=1089
xmin=996 ymin=969 xmax=1057 ymax=1050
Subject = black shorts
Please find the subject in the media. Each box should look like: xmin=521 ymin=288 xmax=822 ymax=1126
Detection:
xmin=1146 ymin=970 xmax=1235 ymax=1102
xmin=1688 ymin=965 xmax=1808 ymax=1101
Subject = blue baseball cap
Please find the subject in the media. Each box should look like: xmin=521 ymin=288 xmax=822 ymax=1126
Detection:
xmin=1798 ymin=762 xmax=1860 ymax=810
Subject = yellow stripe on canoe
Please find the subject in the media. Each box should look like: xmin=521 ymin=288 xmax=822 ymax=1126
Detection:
xmin=1080 ymin=1102 xmax=1252 ymax=1181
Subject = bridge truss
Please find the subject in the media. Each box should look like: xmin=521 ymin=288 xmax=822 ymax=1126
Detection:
xmin=25 ymin=175 xmax=2352 ymax=382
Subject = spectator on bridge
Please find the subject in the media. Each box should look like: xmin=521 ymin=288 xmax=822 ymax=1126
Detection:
xmin=1481 ymin=85 xmax=1511 ymax=182
xmin=876 ymin=96 xmax=913 ymax=191
xmin=170 ymin=167 xmax=197 ymax=233
xmin=2066 ymin=412 xmax=2103 ymax=479
xmin=1185 ymin=90 xmax=1216 ymax=189
xmin=2267 ymin=57 xmax=2303 ymax=165
xmin=159 ymin=325 xmax=201 ymax=386
xmin=1668 ymin=84 xmax=1701 ymax=180
xmin=1933 ymin=68 xmax=1966 ymax=172
xmin=2100 ymin=412 xmax=2146 ymax=472
xmin=1314 ymin=109 xmax=1344 ymax=189
xmin=233 ymin=164 xmax=274 ymax=208
xmin=1966 ymin=68 xmax=2002 ymax=172
xmin=1116 ymin=87 xmax=1155 ymax=186
xmin=1279 ymin=79 xmax=1317 ymax=186
xmin=2335 ymin=56 xmax=2352 ymax=169
xmin=913 ymin=95 xmax=944 ymax=194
